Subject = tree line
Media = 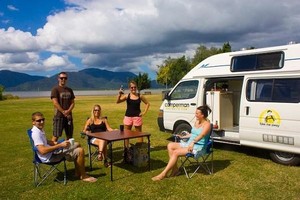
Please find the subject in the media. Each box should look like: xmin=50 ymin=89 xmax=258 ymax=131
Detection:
xmin=156 ymin=42 xmax=231 ymax=87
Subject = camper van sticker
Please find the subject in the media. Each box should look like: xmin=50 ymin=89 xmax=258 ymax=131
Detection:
xmin=165 ymin=103 xmax=189 ymax=110
xmin=259 ymin=109 xmax=281 ymax=127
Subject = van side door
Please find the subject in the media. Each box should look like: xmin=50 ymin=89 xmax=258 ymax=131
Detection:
xmin=240 ymin=75 xmax=300 ymax=154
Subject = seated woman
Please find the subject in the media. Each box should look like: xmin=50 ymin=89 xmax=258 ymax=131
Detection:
xmin=152 ymin=105 xmax=212 ymax=181
xmin=83 ymin=104 xmax=114 ymax=167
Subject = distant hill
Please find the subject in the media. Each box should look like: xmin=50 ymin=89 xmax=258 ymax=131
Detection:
xmin=0 ymin=68 xmax=164 ymax=91
xmin=0 ymin=70 xmax=45 ymax=88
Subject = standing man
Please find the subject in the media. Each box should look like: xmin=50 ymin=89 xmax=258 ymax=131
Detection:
xmin=51 ymin=72 xmax=75 ymax=142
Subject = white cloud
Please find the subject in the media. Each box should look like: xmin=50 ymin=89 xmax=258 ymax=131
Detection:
xmin=42 ymin=54 xmax=75 ymax=71
xmin=0 ymin=0 xmax=300 ymax=78
xmin=7 ymin=5 xmax=19 ymax=11
xmin=0 ymin=27 xmax=40 ymax=53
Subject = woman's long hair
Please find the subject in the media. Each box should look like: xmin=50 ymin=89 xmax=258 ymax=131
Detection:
xmin=89 ymin=104 xmax=101 ymax=124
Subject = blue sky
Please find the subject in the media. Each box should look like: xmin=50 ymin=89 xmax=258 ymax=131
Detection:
xmin=0 ymin=0 xmax=300 ymax=79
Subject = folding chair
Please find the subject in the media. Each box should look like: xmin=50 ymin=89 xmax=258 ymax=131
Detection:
xmin=81 ymin=116 xmax=108 ymax=170
xmin=27 ymin=129 xmax=67 ymax=187
xmin=85 ymin=133 xmax=100 ymax=170
xmin=178 ymin=124 xmax=214 ymax=179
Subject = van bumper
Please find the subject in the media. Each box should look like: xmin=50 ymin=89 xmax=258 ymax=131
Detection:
xmin=157 ymin=116 xmax=165 ymax=131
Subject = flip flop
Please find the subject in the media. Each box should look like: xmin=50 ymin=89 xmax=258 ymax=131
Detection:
xmin=151 ymin=175 xmax=164 ymax=181
xmin=97 ymin=152 xmax=103 ymax=161
xmin=82 ymin=176 xmax=97 ymax=183
xmin=104 ymin=161 xmax=112 ymax=168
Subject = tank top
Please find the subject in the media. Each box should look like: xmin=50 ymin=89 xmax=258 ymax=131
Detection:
xmin=125 ymin=93 xmax=141 ymax=117
xmin=89 ymin=121 xmax=107 ymax=133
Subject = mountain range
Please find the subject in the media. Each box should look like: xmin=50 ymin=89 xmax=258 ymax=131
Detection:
xmin=0 ymin=68 xmax=163 ymax=91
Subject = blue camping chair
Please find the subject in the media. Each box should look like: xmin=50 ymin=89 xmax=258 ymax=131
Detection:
xmin=27 ymin=129 xmax=67 ymax=187
xmin=177 ymin=124 xmax=214 ymax=179
xmin=81 ymin=116 xmax=109 ymax=170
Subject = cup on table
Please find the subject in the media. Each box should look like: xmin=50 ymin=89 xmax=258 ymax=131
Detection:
xmin=120 ymin=125 xmax=124 ymax=132
xmin=69 ymin=138 xmax=75 ymax=146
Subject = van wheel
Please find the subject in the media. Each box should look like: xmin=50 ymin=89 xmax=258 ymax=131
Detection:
xmin=174 ymin=123 xmax=191 ymax=135
xmin=269 ymin=151 xmax=300 ymax=166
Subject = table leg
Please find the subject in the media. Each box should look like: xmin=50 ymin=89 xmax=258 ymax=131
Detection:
xmin=147 ymin=136 xmax=150 ymax=171
xmin=109 ymin=142 xmax=113 ymax=181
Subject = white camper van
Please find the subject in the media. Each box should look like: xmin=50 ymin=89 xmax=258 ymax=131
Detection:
xmin=157 ymin=43 xmax=300 ymax=165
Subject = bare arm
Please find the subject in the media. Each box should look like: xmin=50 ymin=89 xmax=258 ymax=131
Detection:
xmin=116 ymin=93 xmax=127 ymax=104
xmin=83 ymin=119 xmax=91 ymax=133
xmin=52 ymin=98 xmax=75 ymax=117
xmin=140 ymin=95 xmax=150 ymax=116
xmin=104 ymin=118 xmax=114 ymax=131
xmin=52 ymin=98 xmax=65 ymax=115
xmin=36 ymin=141 xmax=70 ymax=155
xmin=65 ymin=99 xmax=75 ymax=116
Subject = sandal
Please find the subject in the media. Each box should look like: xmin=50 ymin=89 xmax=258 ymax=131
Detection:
xmin=82 ymin=176 xmax=97 ymax=183
xmin=97 ymin=152 xmax=103 ymax=161
xmin=104 ymin=161 xmax=112 ymax=168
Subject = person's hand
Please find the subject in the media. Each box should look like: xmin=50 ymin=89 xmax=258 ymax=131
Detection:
xmin=119 ymin=88 xmax=124 ymax=95
xmin=188 ymin=143 xmax=194 ymax=152
xmin=60 ymin=140 xmax=70 ymax=148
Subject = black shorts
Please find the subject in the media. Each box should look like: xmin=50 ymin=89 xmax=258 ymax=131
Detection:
xmin=53 ymin=116 xmax=73 ymax=138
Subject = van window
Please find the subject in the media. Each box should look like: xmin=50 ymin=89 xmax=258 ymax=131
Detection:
xmin=170 ymin=80 xmax=199 ymax=100
xmin=246 ymin=78 xmax=300 ymax=103
xmin=231 ymin=52 xmax=284 ymax=72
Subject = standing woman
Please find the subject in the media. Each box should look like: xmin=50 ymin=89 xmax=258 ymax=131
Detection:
xmin=83 ymin=104 xmax=114 ymax=167
xmin=152 ymin=105 xmax=211 ymax=181
xmin=116 ymin=81 xmax=150 ymax=150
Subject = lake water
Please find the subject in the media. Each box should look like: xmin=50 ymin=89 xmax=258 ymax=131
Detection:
xmin=4 ymin=89 xmax=165 ymax=98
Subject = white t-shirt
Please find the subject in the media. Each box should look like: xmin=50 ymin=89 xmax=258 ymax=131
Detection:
xmin=31 ymin=126 xmax=52 ymax=163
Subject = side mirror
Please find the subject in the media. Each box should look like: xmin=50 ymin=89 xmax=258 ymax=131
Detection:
xmin=162 ymin=90 xmax=171 ymax=100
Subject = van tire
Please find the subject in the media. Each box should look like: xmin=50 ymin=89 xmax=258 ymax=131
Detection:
xmin=269 ymin=151 xmax=300 ymax=166
xmin=174 ymin=123 xmax=192 ymax=135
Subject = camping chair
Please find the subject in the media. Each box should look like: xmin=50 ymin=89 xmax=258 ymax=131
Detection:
xmin=81 ymin=116 xmax=108 ymax=170
xmin=177 ymin=124 xmax=214 ymax=179
xmin=27 ymin=129 xmax=67 ymax=187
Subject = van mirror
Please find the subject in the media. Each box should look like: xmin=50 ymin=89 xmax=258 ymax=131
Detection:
xmin=162 ymin=90 xmax=171 ymax=100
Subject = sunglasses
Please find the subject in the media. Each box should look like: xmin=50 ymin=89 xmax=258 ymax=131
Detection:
xmin=93 ymin=109 xmax=100 ymax=112
xmin=35 ymin=118 xmax=45 ymax=122
xmin=130 ymin=86 xmax=137 ymax=89
xmin=59 ymin=77 xmax=68 ymax=80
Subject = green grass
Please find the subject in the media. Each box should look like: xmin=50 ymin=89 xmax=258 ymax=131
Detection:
xmin=0 ymin=95 xmax=299 ymax=200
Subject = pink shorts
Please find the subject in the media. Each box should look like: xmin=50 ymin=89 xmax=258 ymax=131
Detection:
xmin=123 ymin=116 xmax=142 ymax=126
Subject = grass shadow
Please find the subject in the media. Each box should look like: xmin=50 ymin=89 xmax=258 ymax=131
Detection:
xmin=180 ymin=159 xmax=232 ymax=176
xmin=214 ymin=143 xmax=270 ymax=161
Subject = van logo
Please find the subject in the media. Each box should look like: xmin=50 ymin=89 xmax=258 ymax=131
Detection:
xmin=198 ymin=63 xmax=209 ymax=68
xmin=165 ymin=103 xmax=190 ymax=110
xmin=259 ymin=109 xmax=281 ymax=127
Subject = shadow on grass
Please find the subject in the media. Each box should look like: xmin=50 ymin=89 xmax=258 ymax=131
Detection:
xmin=214 ymin=143 xmax=270 ymax=161
xmin=180 ymin=159 xmax=232 ymax=176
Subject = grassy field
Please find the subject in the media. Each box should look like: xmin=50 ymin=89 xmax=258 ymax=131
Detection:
xmin=0 ymin=94 xmax=299 ymax=200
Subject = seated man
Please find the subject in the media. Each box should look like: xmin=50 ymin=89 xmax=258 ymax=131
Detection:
xmin=31 ymin=111 xmax=97 ymax=183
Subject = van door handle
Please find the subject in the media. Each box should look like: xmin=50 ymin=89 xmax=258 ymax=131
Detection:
xmin=246 ymin=106 xmax=250 ymax=115
xmin=190 ymin=103 xmax=196 ymax=106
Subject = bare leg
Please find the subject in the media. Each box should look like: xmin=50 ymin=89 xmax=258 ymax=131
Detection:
xmin=75 ymin=147 xmax=97 ymax=182
xmin=124 ymin=125 xmax=132 ymax=148
xmin=152 ymin=143 xmax=188 ymax=181
xmin=135 ymin=126 xmax=143 ymax=143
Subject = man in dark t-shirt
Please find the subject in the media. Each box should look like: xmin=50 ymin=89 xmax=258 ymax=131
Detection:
xmin=51 ymin=72 xmax=75 ymax=142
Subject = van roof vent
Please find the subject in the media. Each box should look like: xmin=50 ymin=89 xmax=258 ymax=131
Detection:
xmin=287 ymin=41 xmax=297 ymax=45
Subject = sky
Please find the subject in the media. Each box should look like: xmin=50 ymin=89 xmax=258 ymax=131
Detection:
xmin=0 ymin=0 xmax=300 ymax=79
